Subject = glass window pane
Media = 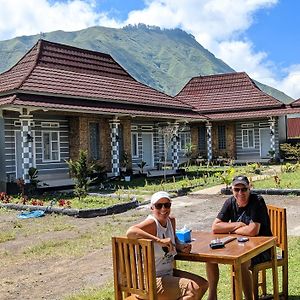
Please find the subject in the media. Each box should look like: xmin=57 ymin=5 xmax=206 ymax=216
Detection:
xmin=198 ymin=126 xmax=206 ymax=150
xmin=132 ymin=133 xmax=138 ymax=157
xmin=43 ymin=133 xmax=50 ymax=160
xmin=89 ymin=123 xmax=100 ymax=160
xmin=249 ymin=130 xmax=254 ymax=147
xmin=52 ymin=152 xmax=58 ymax=161
xmin=52 ymin=132 xmax=58 ymax=140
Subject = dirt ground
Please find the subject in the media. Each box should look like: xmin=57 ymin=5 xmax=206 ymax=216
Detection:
xmin=0 ymin=193 xmax=299 ymax=300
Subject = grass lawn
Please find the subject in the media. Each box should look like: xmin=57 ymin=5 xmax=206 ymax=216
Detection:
xmin=65 ymin=237 xmax=300 ymax=300
xmin=253 ymin=168 xmax=300 ymax=189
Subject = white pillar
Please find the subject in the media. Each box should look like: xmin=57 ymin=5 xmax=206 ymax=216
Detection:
xmin=206 ymin=123 xmax=212 ymax=162
xmin=20 ymin=114 xmax=34 ymax=183
xmin=109 ymin=118 xmax=120 ymax=176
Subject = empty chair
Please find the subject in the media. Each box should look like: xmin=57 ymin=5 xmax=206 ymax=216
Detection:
xmin=252 ymin=205 xmax=288 ymax=299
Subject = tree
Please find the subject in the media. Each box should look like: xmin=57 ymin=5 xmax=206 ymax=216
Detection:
xmin=66 ymin=150 xmax=95 ymax=200
xmin=280 ymin=143 xmax=300 ymax=162
xmin=158 ymin=123 xmax=180 ymax=180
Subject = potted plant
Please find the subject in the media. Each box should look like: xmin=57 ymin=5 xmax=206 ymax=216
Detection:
xmin=124 ymin=168 xmax=133 ymax=182
xmin=137 ymin=160 xmax=147 ymax=176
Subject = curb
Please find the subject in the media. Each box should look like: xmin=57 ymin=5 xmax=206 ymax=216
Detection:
xmin=0 ymin=199 xmax=139 ymax=218
xmin=220 ymin=188 xmax=300 ymax=196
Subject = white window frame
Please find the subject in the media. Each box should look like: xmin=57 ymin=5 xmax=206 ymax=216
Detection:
xmin=242 ymin=129 xmax=255 ymax=149
xmin=131 ymin=133 xmax=139 ymax=158
xmin=179 ymin=132 xmax=191 ymax=151
xmin=42 ymin=131 xmax=60 ymax=162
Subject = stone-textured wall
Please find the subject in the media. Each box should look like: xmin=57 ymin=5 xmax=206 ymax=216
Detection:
xmin=212 ymin=122 xmax=236 ymax=158
xmin=69 ymin=115 xmax=111 ymax=170
xmin=190 ymin=125 xmax=200 ymax=157
xmin=69 ymin=115 xmax=133 ymax=171
xmin=121 ymin=118 xmax=132 ymax=166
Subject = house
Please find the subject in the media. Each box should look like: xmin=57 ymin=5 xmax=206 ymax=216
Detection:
xmin=0 ymin=39 xmax=205 ymax=191
xmin=287 ymin=99 xmax=300 ymax=142
xmin=0 ymin=40 xmax=296 ymax=191
xmin=176 ymin=72 xmax=294 ymax=162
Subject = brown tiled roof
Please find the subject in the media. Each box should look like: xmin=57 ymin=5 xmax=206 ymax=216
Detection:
xmin=203 ymin=106 xmax=299 ymax=121
xmin=287 ymin=118 xmax=300 ymax=138
xmin=290 ymin=98 xmax=300 ymax=107
xmin=0 ymin=39 xmax=190 ymax=110
xmin=175 ymin=72 xmax=284 ymax=113
xmin=0 ymin=94 xmax=205 ymax=120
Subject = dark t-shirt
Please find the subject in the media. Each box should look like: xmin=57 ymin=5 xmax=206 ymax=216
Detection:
xmin=217 ymin=193 xmax=272 ymax=237
xmin=217 ymin=192 xmax=272 ymax=264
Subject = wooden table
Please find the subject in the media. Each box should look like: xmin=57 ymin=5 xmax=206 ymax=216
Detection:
xmin=175 ymin=231 xmax=279 ymax=300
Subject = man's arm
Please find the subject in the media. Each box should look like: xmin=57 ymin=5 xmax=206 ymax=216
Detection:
xmin=212 ymin=218 xmax=246 ymax=234
xmin=233 ymin=221 xmax=260 ymax=236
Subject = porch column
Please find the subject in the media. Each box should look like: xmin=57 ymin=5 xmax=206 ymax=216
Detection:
xmin=171 ymin=123 xmax=179 ymax=170
xmin=109 ymin=118 xmax=120 ymax=176
xmin=269 ymin=118 xmax=276 ymax=156
xmin=206 ymin=122 xmax=212 ymax=162
xmin=20 ymin=114 xmax=34 ymax=183
xmin=0 ymin=110 xmax=6 ymax=191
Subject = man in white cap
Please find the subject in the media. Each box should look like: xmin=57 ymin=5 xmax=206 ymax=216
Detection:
xmin=206 ymin=175 xmax=272 ymax=300
xmin=127 ymin=191 xmax=208 ymax=299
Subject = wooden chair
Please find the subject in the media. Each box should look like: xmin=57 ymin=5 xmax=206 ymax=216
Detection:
xmin=252 ymin=205 xmax=288 ymax=299
xmin=112 ymin=236 xmax=157 ymax=300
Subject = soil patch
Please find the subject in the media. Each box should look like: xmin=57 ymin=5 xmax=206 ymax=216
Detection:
xmin=0 ymin=193 xmax=299 ymax=300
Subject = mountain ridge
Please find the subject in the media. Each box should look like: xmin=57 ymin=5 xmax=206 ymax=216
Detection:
xmin=0 ymin=24 xmax=294 ymax=104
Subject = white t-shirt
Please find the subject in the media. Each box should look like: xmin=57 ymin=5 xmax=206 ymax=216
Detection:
xmin=147 ymin=214 xmax=177 ymax=277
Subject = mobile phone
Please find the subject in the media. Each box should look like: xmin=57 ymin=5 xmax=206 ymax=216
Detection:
xmin=237 ymin=237 xmax=249 ymax=243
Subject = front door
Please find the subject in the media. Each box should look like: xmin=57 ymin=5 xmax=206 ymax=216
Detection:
xmin=142 ymin=133 xmax=153 ymax=168
xmin=260 ymin=128 xmax=271 ymax=158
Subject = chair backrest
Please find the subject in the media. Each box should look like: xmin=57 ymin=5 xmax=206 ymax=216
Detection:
xmin=112 ymin=236 xmax=157 ymax=300
xmin=267 ymin=204 xmax=288 ymax=253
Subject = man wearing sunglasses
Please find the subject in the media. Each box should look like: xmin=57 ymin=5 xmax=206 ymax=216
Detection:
xmin=127 ymin=191 xmax=208 ymax=299
xmin=206 ymin=175 xmax=272 ymax=300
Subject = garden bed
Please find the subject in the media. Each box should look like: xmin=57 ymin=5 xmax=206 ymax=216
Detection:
xmin=0 ymin=198 xmax=139 ymax=218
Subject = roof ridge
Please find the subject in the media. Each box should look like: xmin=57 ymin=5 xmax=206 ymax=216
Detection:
xmin=16 ymin=39 xmax=42 ymax=89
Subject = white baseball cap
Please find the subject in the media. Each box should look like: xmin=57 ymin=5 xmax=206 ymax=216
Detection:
xmin=150 ymin=191 xmax=171 ymax=205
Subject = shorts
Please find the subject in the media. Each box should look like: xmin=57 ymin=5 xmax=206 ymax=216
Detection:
xmin=156 ymin=271 xmax=191 ymax=299
xmin=251 ymin=249 xmax=271 ymax=266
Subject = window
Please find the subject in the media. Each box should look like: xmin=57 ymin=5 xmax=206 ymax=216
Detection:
xmin=198 ymin=126 xmax=206 ymax=150
xmin=42 ymin=131 xmax=60 ymax=161
xmin=41 ymin=122 xmax=59 ymax=128
xmin=218 ymin=125 xmax=226 ymax=150
xmin=179 ymin=132 xmax=191 ymax=151
xmin=89 ymin=123 xmax=100 ymax=160
xmin=131 ymin=133 xmax=139 ymax=157
xmin=242 ymin=129 xmax=255 ymax=148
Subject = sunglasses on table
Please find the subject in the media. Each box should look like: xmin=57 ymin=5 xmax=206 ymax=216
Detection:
xmin=154 ymin=202 xmax=172 ymax=209
xmin=233 ymin=187 xmax=249 ymax=193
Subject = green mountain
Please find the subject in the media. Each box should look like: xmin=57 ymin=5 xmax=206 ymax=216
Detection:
xmin=0 ymin=24 xmax=294 ymax=103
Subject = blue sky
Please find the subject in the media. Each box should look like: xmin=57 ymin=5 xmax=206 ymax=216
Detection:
xmin=0 ymin=0 xmax=299 ymax=99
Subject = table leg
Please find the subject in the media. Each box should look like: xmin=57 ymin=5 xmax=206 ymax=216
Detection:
xmin=233 ymin=262 xmax=243 ymax=300
xmin=271 ymin=243 xmax=279 ymax=300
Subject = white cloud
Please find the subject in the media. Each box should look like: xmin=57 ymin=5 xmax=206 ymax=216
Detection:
xmin=278 ymin=66 xmax=300 ymax=99
xmin=0 ymin=0 xmax=122 ymax=40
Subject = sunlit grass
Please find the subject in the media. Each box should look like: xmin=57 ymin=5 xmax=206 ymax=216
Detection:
xmin=0 ymin=231 xmax=15 ymax=243
xmin=252 ymin=169 xmax=300 ymax=189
